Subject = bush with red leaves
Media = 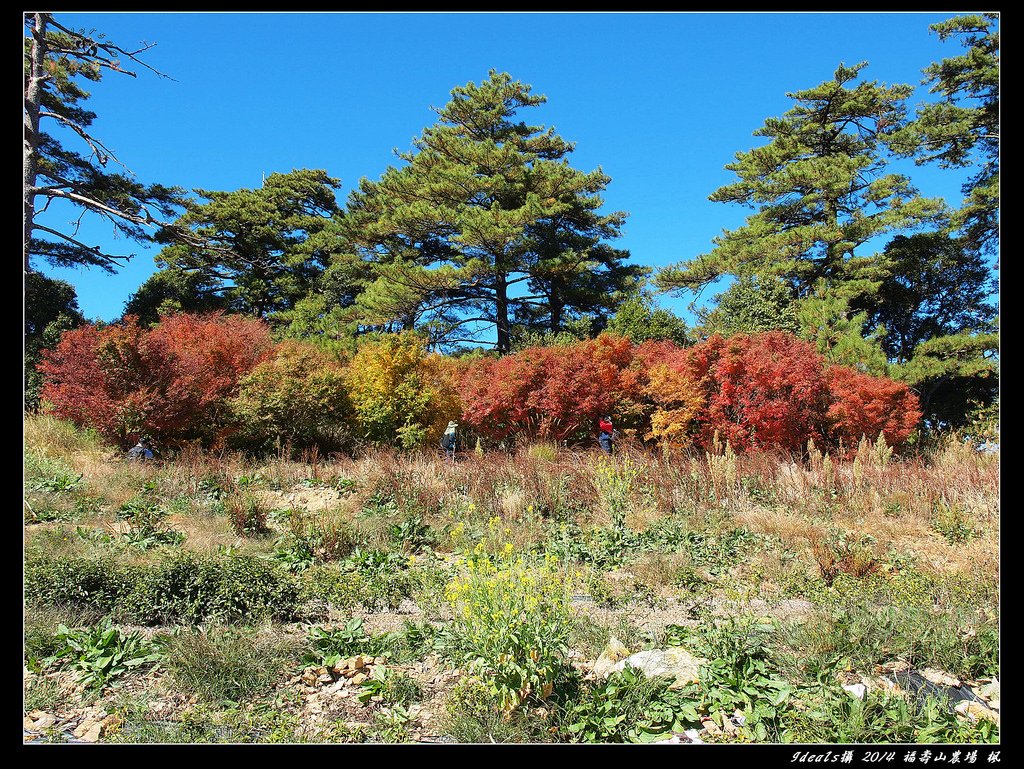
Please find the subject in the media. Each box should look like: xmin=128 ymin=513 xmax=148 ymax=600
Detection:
xmin=39 ymin=313 xmax=273 ymax=447
xmin=825 ymin=365 xmax=922 ymax=451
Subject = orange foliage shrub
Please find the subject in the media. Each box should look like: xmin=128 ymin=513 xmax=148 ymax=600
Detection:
xmin=825 ymin=365 xmax=922 ymax=450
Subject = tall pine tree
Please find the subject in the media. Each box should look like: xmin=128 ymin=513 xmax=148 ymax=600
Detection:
xmin=344 ymin=71 xmax=642 ymax=353
xmin=891 ymin=13 xmax=999 ymax=257
xmin=658 ymin=62 xmax=947 ymax=369
xmin=150 ymin=169 xmax=344 ymax=319
xmin=23 ymin=12 xmax=186 ymax=273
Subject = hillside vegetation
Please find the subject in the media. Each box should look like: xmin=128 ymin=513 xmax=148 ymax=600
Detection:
xmin=24 ymin=414 xmax=998 ymax=744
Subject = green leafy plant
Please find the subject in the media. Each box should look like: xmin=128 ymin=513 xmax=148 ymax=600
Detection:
xmin=560 ymin=665 xmax=693 ymax=743
xmin=117 ymin=493 xmax=186 ymax=550
xmin=358 ymin=664 xmax=422 ymax=706
xmin=47 ymin=619 xmax=161 ymax=690
xmin=389 ymin=514 xmax=435 ymax=553
xmin=303 ymin=617 xmax=388 ymax=667
xmin=374 ymin=704 xmax=412 ymax=742
xmin=28 ymin=471 xmax=83 ymax=493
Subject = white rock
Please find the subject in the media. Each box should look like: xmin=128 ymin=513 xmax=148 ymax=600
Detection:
xmin=842 ymin=683 xmax=867 ymax=700
xmin=593 ymin=637 xmax=631 ymax=678
xmin=605 ymin=647 xmax=707 ymax=687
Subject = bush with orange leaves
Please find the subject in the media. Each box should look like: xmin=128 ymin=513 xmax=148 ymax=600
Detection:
xmin=691 ymin=332 xmax=833 ymax=453
xmin=458 ymin=336 xmax=625 ymax=445
xmin=457 ymin=331 xmax=921 ymax=455
xmin=824 ymin=364 xmax=922 ymax=452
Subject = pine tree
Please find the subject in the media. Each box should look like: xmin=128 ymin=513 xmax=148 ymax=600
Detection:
xmin=151 ymin=170 xmax=344 ymax=319
xmin=344 ymin=71 xmax=640 ymax=353
xmin=891 ymin=13 xmax=999 ymax=256
xmin=658 ymin=62 xmax=946 ymax=297
xmin=23 ymin=12 xmax=186 ymax=273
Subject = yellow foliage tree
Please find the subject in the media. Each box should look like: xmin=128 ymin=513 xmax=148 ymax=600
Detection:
xmin=642 ymin=362 xmax=704 ymax=450
xmin=345 ymin=332 xmax=461 ymax=448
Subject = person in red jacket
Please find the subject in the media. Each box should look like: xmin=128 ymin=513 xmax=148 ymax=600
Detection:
xmin=598 ymin=416 xmax=615 ymax=454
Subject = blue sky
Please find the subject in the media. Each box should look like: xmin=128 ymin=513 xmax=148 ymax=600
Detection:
xmin=32 ymin=11 xmax=984 ymax=326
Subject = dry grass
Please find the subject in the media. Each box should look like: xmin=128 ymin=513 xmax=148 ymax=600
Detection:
xmin=23 ymin=413 xmax=999 ymax=589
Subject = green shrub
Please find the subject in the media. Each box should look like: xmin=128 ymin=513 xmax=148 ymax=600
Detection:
xmin=124 ymin=553 xmax=301 ymax=624
xmin=25 ymin=553 xmax=301 ymax=625
xmin=298 ymin=564 xmax=365 ymax=609
xmin=25 ymin=556 xmax=140 ymax=614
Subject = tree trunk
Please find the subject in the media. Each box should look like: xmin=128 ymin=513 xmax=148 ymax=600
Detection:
xmin=549 ymin=286 xmax=563 ymax=333
xmin=23 ymin=13 xmax=47 ymax=272
xmin=495 ymin=272 xmax=510 ymax=354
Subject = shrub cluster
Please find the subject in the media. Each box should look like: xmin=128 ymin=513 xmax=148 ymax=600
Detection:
xmin=24 ymin=552 xmax=300 ymax=624
xmin=459 ymin=331 xmax=920 ymax=453
xmin=39 ymin=315 xmax=920 ymax=454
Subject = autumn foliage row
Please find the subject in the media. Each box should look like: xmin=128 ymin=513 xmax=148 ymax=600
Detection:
xmin=38 ymin=314 xmax=920 ymax=454
xmin=459 ymin=332 xmax=921 ymax=453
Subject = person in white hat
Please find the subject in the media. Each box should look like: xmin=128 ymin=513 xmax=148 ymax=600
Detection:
xmin=440 ymin=421 xmax=458 ymax=460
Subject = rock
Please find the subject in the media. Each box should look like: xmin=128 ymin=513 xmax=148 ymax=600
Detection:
xmin=317 ymin=672 xmax=334 ymax=684
xmin=352 ymin=655 xmax=368 ymax=670
xmin=30 ymin=713 xmax=56 ymax=730
xmin=701 ymin=717 xmax=722 ymax=736
xmin=682 ymin=729 xmax=704 ymax=744
xmin=23 ymin=717 xmax=37 ymax=731
xmin=977 ymin=678 xmax=999 ymax=702
xmin=301 ymin=670 xmax=318 ymax=686
xmin=920 ymin=668 xmax=961 ymax=687
xmin=955 ymin=701 xmax=999 ymax=724
xmin=604 ymin=647 xmax=708 ymax=688
xmin=75 ymin=715 xmax=117 ymax=743
xmin=350 ymin=673 xmax=368 ymax=686
xmin=843 ymin=683 xmax=867 ymax=700
xmin=593 ymin=637 xmax=631 ymax=678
